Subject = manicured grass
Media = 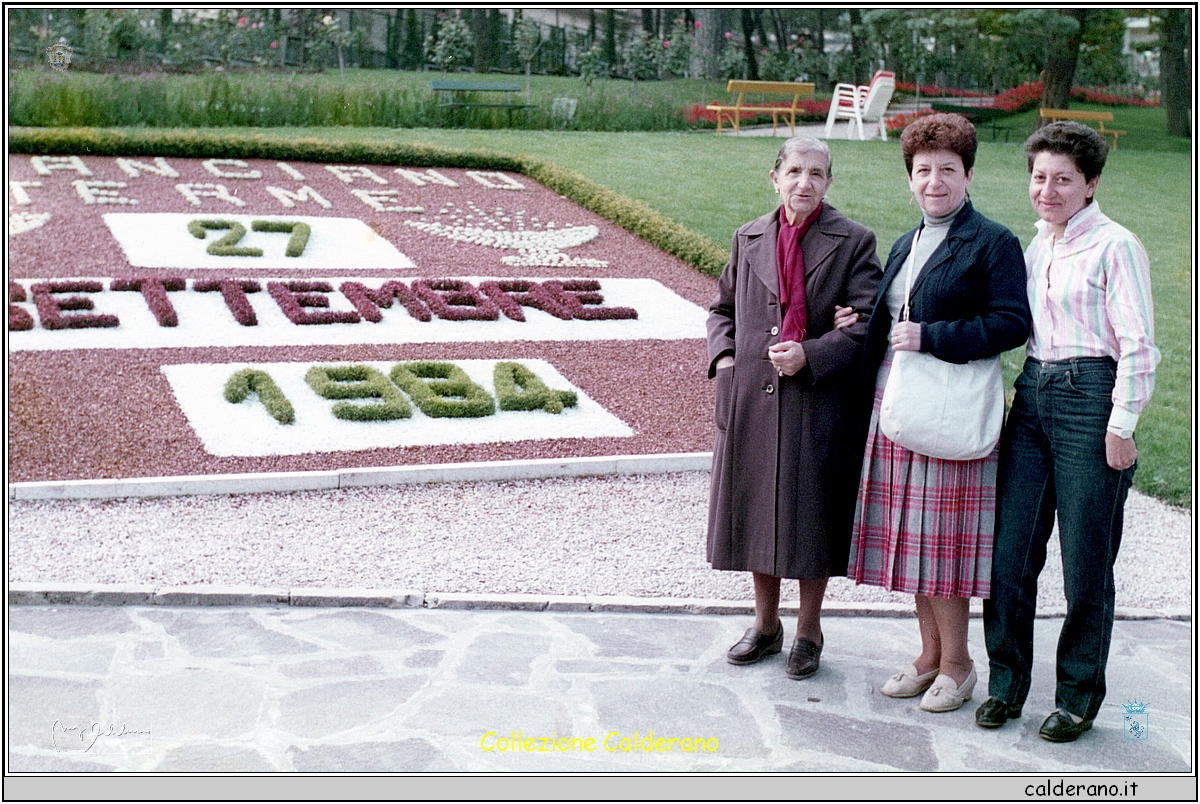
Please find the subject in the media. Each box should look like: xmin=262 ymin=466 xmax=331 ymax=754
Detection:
xmin=12 ymin=124 xmax=1190 ymax=504
xmin=992 ymin=103 xmax=1189 ymax=154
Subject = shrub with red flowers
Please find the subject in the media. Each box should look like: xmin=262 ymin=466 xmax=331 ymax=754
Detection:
xmin=991 ymin=81 xmax=1044 ymax=113
xmin=1070 ymin=87 xmax=1159 ymax=107
xmin=339 ymin=280 xmax=432 ymax=323
xmin=110 ymin=277 xmax=186 ymax=327
xmin=543 ymin=280 xmax=638 ymax=321
xmin=894 ymin=82 xmax=991 ymax=99
xmin=267 ymin=281 xmax=361 ymax=325
xmin=479 ymin=279 xmax=573 ymax=322
xmin=194 ymin=278 xmax=262 ymax=326
xmin=30 ymin=281 xmax=120 ymax=330
xmin=885 ymin=108 xmax=938 ymax=137
xmin=411 ymin=279 xmax=500 ymax=322
xmin=9 ymin=281 xmax=33 ymax=331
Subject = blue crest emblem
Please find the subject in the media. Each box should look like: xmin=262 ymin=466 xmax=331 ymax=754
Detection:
xmin=1122 ymin=700 xmax=1148 ymax=741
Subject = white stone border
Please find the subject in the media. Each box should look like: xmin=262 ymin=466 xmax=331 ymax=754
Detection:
xmin=8 ymin=452 xmax=714 ymax=500
xmin=6 ymin=582 xmax=1187 ymax=620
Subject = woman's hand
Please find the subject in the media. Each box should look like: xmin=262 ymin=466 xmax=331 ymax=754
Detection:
xmin=834 ymin=305 xmax=857 ymax=330
xmin=715 ymin=355 xmax=735 ymax=370
xmin=889 ymin=320 xmax=922 ymax=351
xmin=1105 ymin=432 xmax=1137 ymax=471
xmin=768 ymin=341 xmax=807 ymax=376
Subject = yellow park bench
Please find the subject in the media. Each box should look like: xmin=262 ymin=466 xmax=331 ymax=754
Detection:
xmin=1039 ymin=108 xmax=1127 ymax=150
xmin=706 ymin=80 xmax=816 ymax=136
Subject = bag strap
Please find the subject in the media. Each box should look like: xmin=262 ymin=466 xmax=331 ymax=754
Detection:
xmin=900 ymin=226 xmax=922 ymax=322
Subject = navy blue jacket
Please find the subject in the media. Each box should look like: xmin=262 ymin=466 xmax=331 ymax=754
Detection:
xmin=863 ymin=200 xmax=1031 ymax=379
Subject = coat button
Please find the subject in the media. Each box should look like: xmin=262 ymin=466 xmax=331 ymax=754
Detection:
xmin=765 ymin=383 xmax=774 ymax=394
xmin=770 ymin=326 xmax=779 ymax=336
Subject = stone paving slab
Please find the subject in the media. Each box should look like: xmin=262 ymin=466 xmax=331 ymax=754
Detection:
xmin=7 ymin=606 xmax=1192 ymax=775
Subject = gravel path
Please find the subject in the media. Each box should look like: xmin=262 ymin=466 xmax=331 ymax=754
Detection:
xmin=9 ymin=472 xmax=1190 ymax=611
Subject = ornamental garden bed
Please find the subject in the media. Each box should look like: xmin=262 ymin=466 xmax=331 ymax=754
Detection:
xmin=8 ymin=154 xmax=718 ymax=483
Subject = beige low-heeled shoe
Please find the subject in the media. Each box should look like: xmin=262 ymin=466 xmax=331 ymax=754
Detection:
xmin=919 ymin=664 xmax=977 ymax=712
xmin=880 ymin=663 xmax=939 ymax=698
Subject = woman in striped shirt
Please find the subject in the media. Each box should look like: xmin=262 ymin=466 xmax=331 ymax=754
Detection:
xmin=978 ymin=122 xmax=1160 ymax=743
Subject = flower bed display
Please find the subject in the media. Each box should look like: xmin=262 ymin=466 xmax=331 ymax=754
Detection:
xmin=7 ymin=152 xmax=718 ymax=482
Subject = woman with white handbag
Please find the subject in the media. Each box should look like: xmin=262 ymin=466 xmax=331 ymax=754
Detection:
xmin=846 ymin=114 xmax=1032 ymax=713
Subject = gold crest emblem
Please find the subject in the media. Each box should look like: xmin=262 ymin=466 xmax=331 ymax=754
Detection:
xmin=46 ymin=42 xmax=74 ymax=73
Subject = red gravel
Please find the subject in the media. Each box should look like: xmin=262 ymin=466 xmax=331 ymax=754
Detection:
xmin=8 ymin=155 xmax=718 ymax=482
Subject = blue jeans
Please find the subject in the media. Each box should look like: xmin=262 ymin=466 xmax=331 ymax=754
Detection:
xmin=983 ymin=357 xmax=1134 ymax=721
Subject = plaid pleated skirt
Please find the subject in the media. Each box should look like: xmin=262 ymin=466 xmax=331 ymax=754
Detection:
xmin=848 ymin=353 xmax=998 ymax=599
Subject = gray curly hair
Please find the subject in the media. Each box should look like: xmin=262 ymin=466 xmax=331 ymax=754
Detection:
xmin=774 ymin=136 xmax=833 ymax=177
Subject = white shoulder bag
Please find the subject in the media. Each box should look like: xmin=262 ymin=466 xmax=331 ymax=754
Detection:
xmin=879 ymin=228 xmax=1003 ymax=461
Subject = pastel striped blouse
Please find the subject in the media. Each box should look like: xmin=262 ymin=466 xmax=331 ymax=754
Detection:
xmin=1025 ymin=201 xmax=1159 ymax=434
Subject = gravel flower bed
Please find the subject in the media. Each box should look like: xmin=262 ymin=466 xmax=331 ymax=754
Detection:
xmin=9 ymin=155 xmax=716 ymax=483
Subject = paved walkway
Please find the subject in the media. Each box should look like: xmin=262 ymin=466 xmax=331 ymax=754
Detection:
xmin=8 ymin=604 xmax=1191 ymax=780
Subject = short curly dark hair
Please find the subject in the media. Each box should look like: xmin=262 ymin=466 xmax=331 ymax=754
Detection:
xmin=900 ymin=113 xmax=978 ymax=175
xmin=1023 ymin=121 xmax=1108 ymax=182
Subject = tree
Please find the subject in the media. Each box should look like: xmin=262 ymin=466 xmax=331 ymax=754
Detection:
xmin=603 ymin=10 xmax=618 ymax=70
xmin=1160 ymin=9 xmax=1191 ymax=137
xmin=426 ymin=11 xmax=472 ymax=76
xmin=307 ymin=13 xmax=363 ymax=78
xmin=1037 ymin=9 xmax=1088 ymax=120
xmin=578 ymin=42 xmax=605 ymax=97
xmin=511 ymin=16 xmax=542 ymax=101
xmin=740 ymin=9 xmax=759 ymax=80
xmin=402 ymin=10 xmax=424 ymax=70
xmin=693 ymin=8 xmax=722 ymax=80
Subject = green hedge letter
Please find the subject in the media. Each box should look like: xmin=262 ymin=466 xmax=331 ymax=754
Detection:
xmin=493 ymin=362 xmax=578 ymax=414
xmin=390 ymin=361 xmax=495 ymax=418
xmin=224 ymin=368 xmax=295 ymax=424
xmin=305 ymin=364 xmax=412 ymax=421
xmin=188 ymin=219 xmax=262 ymax=257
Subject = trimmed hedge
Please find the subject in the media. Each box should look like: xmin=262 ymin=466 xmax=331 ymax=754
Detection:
xmin=189 ymin=218 xmax=261 ymax=256
xmin=251 ymin=219 xmax=311 ymax=257
xmin=224 ymin=368 xmax=296 ymax=424
xmin=493 ymin=362 xmax=577 ymax=414
xmin=305 ymin=364 xmax=413 ymax=421
xmin=390 ymin=361 xmax=495 ymax=419
xmin=7 ymin=127 xmax=729 ymax=278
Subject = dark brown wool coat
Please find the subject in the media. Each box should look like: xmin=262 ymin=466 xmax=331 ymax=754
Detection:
xmin=706 ymin=203 xmax=882 ymax=579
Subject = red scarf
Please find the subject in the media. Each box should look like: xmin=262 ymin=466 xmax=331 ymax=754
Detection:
xmin=776 ymin=202 xmax=822 ymax=342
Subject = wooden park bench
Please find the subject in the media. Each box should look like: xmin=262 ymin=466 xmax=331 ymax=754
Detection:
xmin=1039 ymin=108 xmax=1126 ymax=150
xmin=706 ymin=80 xmax=816 ymax=136
xmin=431 ymin=80 xmax=536 ymax=127
xmin=930 ymin=101 xmax=1017 ymax=142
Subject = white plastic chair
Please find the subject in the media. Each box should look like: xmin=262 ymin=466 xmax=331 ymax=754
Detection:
xmin=825 ymin=71 xmax=895 ymax=141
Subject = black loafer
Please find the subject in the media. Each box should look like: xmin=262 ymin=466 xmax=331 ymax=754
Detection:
xmin=726 ymin=623 xmax=784 ymax=665
xmin=975 ymin=697 xmax=1023 ymax=729
xmin=785 ymin=636 xmax=823 ymax=679
xmin=1038 ymin=710 xmax=1093 ymax=742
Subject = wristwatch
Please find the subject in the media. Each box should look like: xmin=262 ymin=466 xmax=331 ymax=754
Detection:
xmin=1109 ymin=426 xmax=1134 ymax=440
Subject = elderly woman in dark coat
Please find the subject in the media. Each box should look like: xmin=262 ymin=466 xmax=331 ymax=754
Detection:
xmin=707 ymin=136 xmax=882 ymax=680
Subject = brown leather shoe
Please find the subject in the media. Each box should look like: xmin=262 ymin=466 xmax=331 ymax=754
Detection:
xmin=785 ymin=636 xmax=823 ymax=679
xmin=726 ymin=623 xmax=784 ymax=665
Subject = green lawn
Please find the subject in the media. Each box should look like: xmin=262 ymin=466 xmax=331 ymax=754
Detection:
xmin=16 ymin=123 xmax=1190 ymax=505
xmin=987 ymin=103 xmax=1190 ymax=154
